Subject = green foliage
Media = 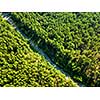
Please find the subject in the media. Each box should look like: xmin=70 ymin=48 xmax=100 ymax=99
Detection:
xmin=8 ymin=12 xmax=100 ymax=86
xmin=0 ymin=16 xmax=77 ymax=87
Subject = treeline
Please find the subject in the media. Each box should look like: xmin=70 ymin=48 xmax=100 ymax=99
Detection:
xmin=6 ymin=12 xmax=100 ymax=86
xmin=0 ymin=15 xmax=77 ymax=87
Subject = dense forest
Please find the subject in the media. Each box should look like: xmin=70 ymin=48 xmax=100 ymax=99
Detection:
xmin=0 ymin=15 xmax=78 ymax=87
xmin=5 ymin=12 xmax=100 ymax=86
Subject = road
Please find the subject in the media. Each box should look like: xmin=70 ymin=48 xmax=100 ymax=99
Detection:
xmin=1 ymin=13 xmax=85 ymax=87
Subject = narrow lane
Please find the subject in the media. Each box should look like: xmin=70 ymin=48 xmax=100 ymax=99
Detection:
xmin=1 ymin=13 xmax=85 ymax=87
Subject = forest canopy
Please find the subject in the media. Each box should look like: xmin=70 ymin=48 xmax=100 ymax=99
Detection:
xmin=6 ymin=12 xmax=100 ymax=86
xmin=0 ymin=15 xmax=77 ymax=87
